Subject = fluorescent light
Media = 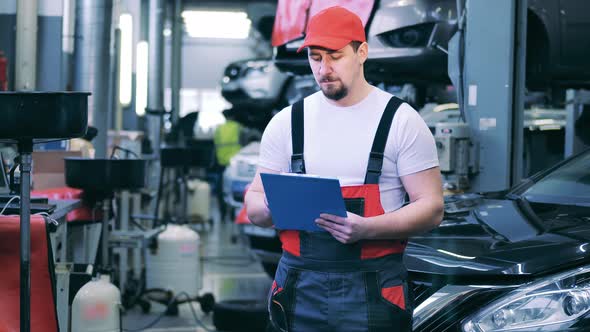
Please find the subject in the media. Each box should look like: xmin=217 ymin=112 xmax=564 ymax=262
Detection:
xmin=181 ymin=11 xmax=251 ymax=39
xmin=119 ymin=13 xmax=133 ymax=106
xmin=135 ymin=41 xmax=148 ymax=116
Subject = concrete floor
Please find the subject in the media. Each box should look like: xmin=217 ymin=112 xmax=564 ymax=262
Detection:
xmin=121 ymin=201 xmax=272 ymax=332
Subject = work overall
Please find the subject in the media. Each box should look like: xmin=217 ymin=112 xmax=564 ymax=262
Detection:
xmin=268 ymin=97 xmax=413 ymax=332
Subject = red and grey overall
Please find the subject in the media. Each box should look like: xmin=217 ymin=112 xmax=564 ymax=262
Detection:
xmin=268 ymin=97 xmax=413 ymax=332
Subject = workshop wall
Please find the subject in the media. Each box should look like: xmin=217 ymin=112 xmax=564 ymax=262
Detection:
xmin=164 ymin=37 xmax=257 ymax=90
xmin=0 ymin=0 xmax=63 ymax=91
xmin=0 ymin=1 xmax=17 ymax=90
xmin=37 ymin=0 xmax=63 ymax=91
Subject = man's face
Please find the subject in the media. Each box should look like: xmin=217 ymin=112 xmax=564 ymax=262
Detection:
xmin=308 ymin=44 xmax=363 ymax=101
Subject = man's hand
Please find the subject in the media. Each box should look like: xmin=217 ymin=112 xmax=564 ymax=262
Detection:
xmin=315 ymin=212 xmax=368 ymax=244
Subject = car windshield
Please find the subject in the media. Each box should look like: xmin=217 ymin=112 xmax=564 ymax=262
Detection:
xmin=523 ymin=151 xmax=590 ymax=207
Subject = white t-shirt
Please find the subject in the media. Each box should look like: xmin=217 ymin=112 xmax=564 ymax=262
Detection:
xmin=258 ymin=87 xmax=439 ymax=212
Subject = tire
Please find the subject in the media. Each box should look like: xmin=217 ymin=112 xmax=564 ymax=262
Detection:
xmin=213 ymin=299 xmax=269 ymax=332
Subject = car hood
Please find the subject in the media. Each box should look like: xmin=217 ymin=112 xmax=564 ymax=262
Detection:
xmin=406 ymin=194 xmax=590 ymax=277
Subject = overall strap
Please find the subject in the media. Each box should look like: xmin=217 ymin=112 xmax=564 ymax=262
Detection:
xmin=364 ymin=97 xmax=404 ymax=184
xmin=290 ymin=100 xmax=306 ymax=174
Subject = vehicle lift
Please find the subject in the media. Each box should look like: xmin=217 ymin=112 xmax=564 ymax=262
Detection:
xmin=439 ymin=0 xmax=589 ymax=193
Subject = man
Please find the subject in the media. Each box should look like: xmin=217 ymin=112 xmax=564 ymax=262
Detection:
xmin=245 ymin=6 xmax=443 ymax=331
xmin=213 ymin=107 xmax=244 ymax=221
xmin=214 ymin=108 xmax=244 ymax=168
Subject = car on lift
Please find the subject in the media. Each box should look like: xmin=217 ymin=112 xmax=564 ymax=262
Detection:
xmin=273 ymin=0 xmax=590 ymax=98
xmin=242 ymin=148 xmax=590 ymax=331
xmin=366 ymin=0 xmax=590 ymax=90
xmin=272 ymin=0 xmax=376 ymax=76
xmin=220 ymin=59 xmax=289 ymax=110
xmin=220 ymin=59 xmax=291 ymax=130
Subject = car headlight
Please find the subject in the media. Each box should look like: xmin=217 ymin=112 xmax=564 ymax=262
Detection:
xmin=377 ymin=22 xmax=436 ymax=48
xmin=463 ymin=265 xmax=590 ymax=332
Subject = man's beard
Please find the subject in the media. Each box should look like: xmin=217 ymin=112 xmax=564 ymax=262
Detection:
xmin=320 ymin=78 xmax=348 ymax=101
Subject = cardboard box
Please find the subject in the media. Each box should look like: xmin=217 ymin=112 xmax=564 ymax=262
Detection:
xmin=32 ymin=151 xmax=81 ymax=190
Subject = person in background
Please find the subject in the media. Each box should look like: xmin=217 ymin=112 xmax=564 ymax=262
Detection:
xmin=214 ymin=108 xmax=244 ymax=167
xmin=213 ymin=107 xmax=246 ymax=221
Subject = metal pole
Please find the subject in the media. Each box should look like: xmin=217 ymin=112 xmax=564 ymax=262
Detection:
xmin=565 ymin=89 xmax=590 ymax=157
xmin=509 ymin=0 xmax=527 ymax=185
xmin=458 ymin=0 xmax=523 ymax=192
xmin=119 ymin=190 xmax=130 ymax=292
xmin=141 ymin=0 xmax=149 ymax=42
xmin=15 ymin=0 xmax=38 ymax=90
xmin=146 ymin=0 xmax=165 ymax=213
xmin=132 ymin=193 xmax=142 ymax=279
xmin=102 ymin=198 xmax=111 ymax=269
xmin=147 ymin=0 xmax=165 ymax=153
xmin=19 ymin=140 xmax=33 ymax=332
xmin=108 ymin=27 xmax=121 ymax=131
xmin=170 ymin=0 xmax=183 ymax=124
xmin=74 ymin=0 xmax=113 ymax=158
xmin=179 ymin=169 xmax=188 ymax=223
xmin=62 ymin=0 xmax=76 ymax=90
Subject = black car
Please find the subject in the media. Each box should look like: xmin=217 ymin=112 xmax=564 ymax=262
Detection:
xmin=244 ymin=149 xmax=590 ymax=331
xmin=409 ymin=149 xmax=590 ymax=331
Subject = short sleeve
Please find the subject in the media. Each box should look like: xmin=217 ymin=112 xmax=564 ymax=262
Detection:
xmin=393 ymin=104 xmax=439 ymax=177
xmin=257 ymin=106 xmax=292 ymax=172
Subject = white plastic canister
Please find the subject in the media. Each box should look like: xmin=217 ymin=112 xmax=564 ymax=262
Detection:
xmin=146 ymin=224 xmax=202 ymax=295
xmin=71 ymin=275 xmax=121 ymax=332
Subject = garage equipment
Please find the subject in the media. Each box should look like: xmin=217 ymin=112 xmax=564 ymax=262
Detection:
xmin=186 ymin=179 xmax=211 ymax=226
xmin=146 ymin=224 xmax=202 ymax=300
xmin=434 ymin=122 xmax=478 ymax=190
xmin=0 ymin=91 xmax=88 ymax=332
xmin=160 ymin=143 xmax=215 ymax=226
xmin=65 ymin=157 xmax=146 ymax=273
xmin=136 ymin=144 xmax=214 ymax=315
xmin=71 ymin=274 xmax=121 ymax=332
xmin=65 ymin=157 xmax=147 ymax=331
xmin=448 ymin=0 xmax=527 ymax=192
xmin=65 ymin=158 xmax=146 ymax=196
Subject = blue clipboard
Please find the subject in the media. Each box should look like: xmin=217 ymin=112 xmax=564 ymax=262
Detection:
xmin=260 ymin=173 xmax=347 ymax=231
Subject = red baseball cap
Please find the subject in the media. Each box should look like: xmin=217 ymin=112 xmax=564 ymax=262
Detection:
xmin=297 ymin=6 xmax=366 ymax=53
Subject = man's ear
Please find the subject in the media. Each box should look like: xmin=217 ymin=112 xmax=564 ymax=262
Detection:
xmin=357 ymin=42 xmax=369 ymax=64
